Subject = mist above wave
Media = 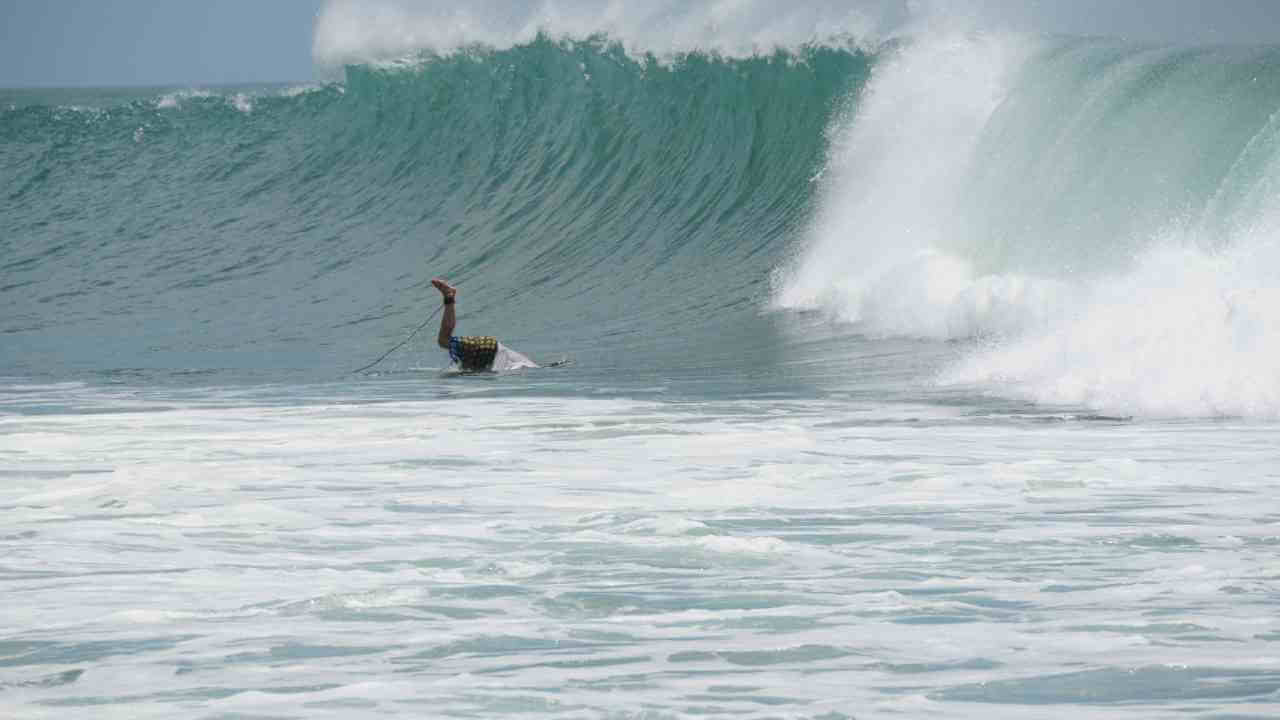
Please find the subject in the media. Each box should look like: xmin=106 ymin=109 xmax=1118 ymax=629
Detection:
xmin=311 ymin=0 xmax=905 ymax=67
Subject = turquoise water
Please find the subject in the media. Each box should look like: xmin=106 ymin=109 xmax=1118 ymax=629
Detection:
xmin=3 ymin=21 xmax=1280 ymax=720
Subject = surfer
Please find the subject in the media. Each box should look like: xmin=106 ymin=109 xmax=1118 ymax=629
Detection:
xmin=432 ymin=278 xmax=501 ymax=372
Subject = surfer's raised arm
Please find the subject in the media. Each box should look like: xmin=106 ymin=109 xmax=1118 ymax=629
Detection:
xmin=433 ymin=278 xmax=499 ymax=372
xmin=433 ymin=278 xmax=457 ymax=350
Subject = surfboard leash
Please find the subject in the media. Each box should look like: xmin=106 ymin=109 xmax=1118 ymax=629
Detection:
xmin=350 ymin=304 xmax=444 ymax=374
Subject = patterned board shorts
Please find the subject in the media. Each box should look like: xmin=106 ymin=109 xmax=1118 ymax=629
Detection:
xmin=449 ymin=335 xmax=499 ymax=372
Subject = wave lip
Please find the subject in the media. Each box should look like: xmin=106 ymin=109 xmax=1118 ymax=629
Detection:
xmin=311 ymin=0 xmax=902 ymax=67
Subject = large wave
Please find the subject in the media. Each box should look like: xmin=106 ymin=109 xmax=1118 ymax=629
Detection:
xmin=0 ymin=35 xmax=866 ymax=376
xmin=776 ymin=31 xmax=1280 ymax=417
xmin=5 ymin=0 xmax=1279 ymax=418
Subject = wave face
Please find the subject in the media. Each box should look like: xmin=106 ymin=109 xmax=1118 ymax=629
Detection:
xmin=0 ymin=39 xmax=868 ymax=376
xmin=777 ymin=34 xmax=1280 ymax=417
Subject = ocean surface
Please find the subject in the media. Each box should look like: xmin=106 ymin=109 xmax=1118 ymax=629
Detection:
xmin=3 ymin=7 xmax=1280 ymax=719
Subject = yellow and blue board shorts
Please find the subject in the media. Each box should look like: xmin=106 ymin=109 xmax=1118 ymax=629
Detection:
xmin=449 ymin=335 xmax=498 ymax=372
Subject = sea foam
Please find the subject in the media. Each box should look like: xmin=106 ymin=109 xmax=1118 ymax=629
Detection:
xmin=311 ymin=0 xmax=902 ymax=67
xmin=776 ymin=28 xmax=1280 ymax=418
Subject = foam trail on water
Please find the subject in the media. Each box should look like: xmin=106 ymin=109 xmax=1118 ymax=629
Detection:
xmin=945 ymin=232 xmax=1280 ymax=419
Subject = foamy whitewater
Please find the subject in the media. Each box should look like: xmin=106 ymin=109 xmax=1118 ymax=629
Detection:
xmin=3 ymin=1 xmax=1279 ymax=718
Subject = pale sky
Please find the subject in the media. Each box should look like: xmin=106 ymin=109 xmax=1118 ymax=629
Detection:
xmin=965 ymin=0 xmax=1280 ymax=45
xmin=0 ymin=0 xmax=324 ymax=87
xmin=2 ymin=0 xmax=1279 ymax=88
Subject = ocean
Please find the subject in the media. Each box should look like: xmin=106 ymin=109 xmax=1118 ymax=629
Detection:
xmin=2 ymin=9 xmax=1280 ymax=719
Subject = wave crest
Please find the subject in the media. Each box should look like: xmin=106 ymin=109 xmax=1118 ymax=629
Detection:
xmin=312 ymin=0 xmax=901 ymax=68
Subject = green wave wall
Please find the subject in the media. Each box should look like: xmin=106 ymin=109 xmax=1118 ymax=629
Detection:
xmin=0 ymin=38 xmax=869 ymax=376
